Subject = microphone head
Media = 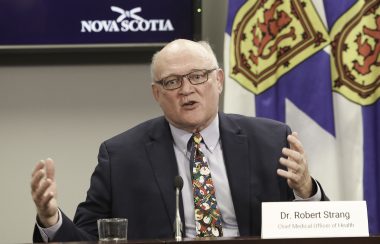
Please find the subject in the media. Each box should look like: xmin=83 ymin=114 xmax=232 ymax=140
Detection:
xmin=174 ymin=175 xmax=184 ymax=190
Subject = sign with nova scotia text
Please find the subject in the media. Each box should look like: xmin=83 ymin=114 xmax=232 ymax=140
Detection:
xmin=0 ymin=0 xmax=195 ymax=48
xmin=262 ymin=201 xmax=369 ymax=239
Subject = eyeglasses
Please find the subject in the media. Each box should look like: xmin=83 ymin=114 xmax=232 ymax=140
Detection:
xmin=155 ymin=68 xmax=217 ymax=90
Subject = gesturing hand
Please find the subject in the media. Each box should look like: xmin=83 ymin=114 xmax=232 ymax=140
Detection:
xmin=31 ymin=158 xmax=59 ymax=227
xmin=277 ymin=132 xmax=313 ymax=199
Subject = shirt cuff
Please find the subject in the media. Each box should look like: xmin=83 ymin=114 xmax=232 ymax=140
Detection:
xmin=293 ymin=179 xmax=322 ymax=201
xmin=36 ymin=210 xmax=62 ymax=242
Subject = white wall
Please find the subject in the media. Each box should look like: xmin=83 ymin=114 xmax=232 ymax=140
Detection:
xmin=0 ymin=64 xmax=161 ymax=242
xmin=0 ymin=1 xmax=227 ymax=243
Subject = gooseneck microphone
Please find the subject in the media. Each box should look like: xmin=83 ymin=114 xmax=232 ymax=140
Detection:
xmin=174 ymin=175 xmax=184 ymax=241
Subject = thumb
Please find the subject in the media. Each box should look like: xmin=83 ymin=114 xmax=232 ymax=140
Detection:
xmin=45 ymin=158 xmax=55 ymax=180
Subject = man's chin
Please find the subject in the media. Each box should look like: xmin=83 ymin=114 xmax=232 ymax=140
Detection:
xmin=170 ymin=119 xmax=204 ymax=132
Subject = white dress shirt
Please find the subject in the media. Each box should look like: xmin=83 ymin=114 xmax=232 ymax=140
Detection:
xmin=170 ymin=114 xmax=240 ymax=237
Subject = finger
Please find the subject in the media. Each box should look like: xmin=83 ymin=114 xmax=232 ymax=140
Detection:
xmin=45 ymin=158 xmax=55 ymax=180
xmin=31 ymin=169 xmax=45 ymax=192
xmin=32 ymin=160 xmax=45 ymax=178
xmin=37 ymin=192 xmax=55 ymax=212
xmin=287 ymin=133 xmax=304 ymax=154
xmin=277 ymin=168 xmax=299 ymax=182
xmin=39 ymin=185 xmax=55 ymax=207
xmin=282 ymin=148 xmax=303 ymax=164
xmin=34 ymin=178 xmax=53 ymax=203
xmin=36 ymin=192 xmax=54 ymax=213
xmin=279 ymin=157 xmax=301 ymax=173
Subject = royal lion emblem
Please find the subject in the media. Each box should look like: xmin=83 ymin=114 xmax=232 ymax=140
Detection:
xmin=330 ymin=0 xmax=380 ymax=105
xmin=229 ymin=0 xmax=329 ymax=94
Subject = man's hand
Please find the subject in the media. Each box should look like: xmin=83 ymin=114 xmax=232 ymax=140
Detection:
xmin=31 ymin=158 xmax=59 ymax=227
xmin=277 ymin=132 xmax=313 ymax=198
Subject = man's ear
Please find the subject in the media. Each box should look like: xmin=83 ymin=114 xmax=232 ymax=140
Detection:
xmin=216 ymin=69 xmax=224 ymax=93
xmin=151 ymin=83 xmax=160 ymax=102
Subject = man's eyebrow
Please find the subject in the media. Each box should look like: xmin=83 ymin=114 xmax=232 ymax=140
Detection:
xmin=162 ymin=69 xmax=207 ymax=78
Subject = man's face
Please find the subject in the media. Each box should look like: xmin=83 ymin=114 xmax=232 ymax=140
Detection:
xmin=151 ymin=41 xmax=224 ymax=132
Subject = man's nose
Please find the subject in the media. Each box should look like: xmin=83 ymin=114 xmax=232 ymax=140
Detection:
xmin=179 ymin=77 xmax=194 ymax=93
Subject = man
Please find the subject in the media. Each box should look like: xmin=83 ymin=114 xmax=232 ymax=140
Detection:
xmin=31 ymin=39 xmax=328 ymax=241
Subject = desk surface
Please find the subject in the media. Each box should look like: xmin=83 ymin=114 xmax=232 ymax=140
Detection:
xmin=47 ymin=236 xmax=380 ymax=244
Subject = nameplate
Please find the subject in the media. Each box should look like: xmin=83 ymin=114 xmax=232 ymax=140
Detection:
xmin=261 ymin=201 xmax=369 ymax=239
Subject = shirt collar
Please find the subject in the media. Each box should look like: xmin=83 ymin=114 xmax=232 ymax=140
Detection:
xmin=169 ymin=114 xmax=220 ymax=153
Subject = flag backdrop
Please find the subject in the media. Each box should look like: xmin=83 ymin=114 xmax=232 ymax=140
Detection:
xmin=223 ymin=0 xmax=379 ymax=234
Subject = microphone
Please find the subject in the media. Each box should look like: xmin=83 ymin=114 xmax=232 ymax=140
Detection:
xmin=174 ymin=175 xmax=184 ymax=241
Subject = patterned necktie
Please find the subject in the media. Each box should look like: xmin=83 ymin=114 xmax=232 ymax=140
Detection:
xmin=190 ymin=132 xmax=223 ymax=237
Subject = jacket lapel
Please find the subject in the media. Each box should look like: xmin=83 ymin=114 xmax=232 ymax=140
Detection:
xmin=145 ymin=117 xmax=180 ymax=232
xmin=145 ymin=114 xmax=254 ymax=236
xmin=219 ymin=113 xmax=251 ymax=236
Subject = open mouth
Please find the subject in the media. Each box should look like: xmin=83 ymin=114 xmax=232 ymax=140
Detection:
xmin=182 ymin=100 xmax=198 ymax=108
xmin=183 ymin=101 xmax=196 ymax=106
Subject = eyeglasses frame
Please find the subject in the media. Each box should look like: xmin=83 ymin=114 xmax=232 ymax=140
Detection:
xmin=154 ymin=68 xmax=218 ymax=90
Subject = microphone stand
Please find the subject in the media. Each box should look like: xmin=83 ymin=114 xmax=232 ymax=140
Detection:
xmin=174 ymin=176 xmax=183 ymax=241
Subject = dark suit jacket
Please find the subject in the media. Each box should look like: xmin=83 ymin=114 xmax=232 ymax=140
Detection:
xmin=33 ymin=113 xmax=328 ymax=242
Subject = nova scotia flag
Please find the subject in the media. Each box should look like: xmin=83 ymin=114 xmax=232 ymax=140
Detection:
xmin=223 ymin=0 xmax=379 ymax=234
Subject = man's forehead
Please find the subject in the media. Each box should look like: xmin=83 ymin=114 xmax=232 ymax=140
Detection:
xmin=157 ymin=60 xmax=213 ymax=78
xmin=156 ymin=49 xmax=212 ymax=74
xmin=161 ymin=41 xmax=208 ymax=59
xmin=152 ymin=39 xmax=217 ymax=80
xmin=163 ymin=39 xmax=203 ymax=51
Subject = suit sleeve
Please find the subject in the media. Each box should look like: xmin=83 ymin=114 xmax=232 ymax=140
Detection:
xmin=33 ymin=142 xmax=111 ymax=242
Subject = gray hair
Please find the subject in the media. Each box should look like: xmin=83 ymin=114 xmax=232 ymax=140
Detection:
xmin=150 ymin=40 xmax=219 ymax=82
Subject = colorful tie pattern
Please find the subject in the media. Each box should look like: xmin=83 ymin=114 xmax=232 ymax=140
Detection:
xmin=190 ymin=132 xmax=223 ymax=237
